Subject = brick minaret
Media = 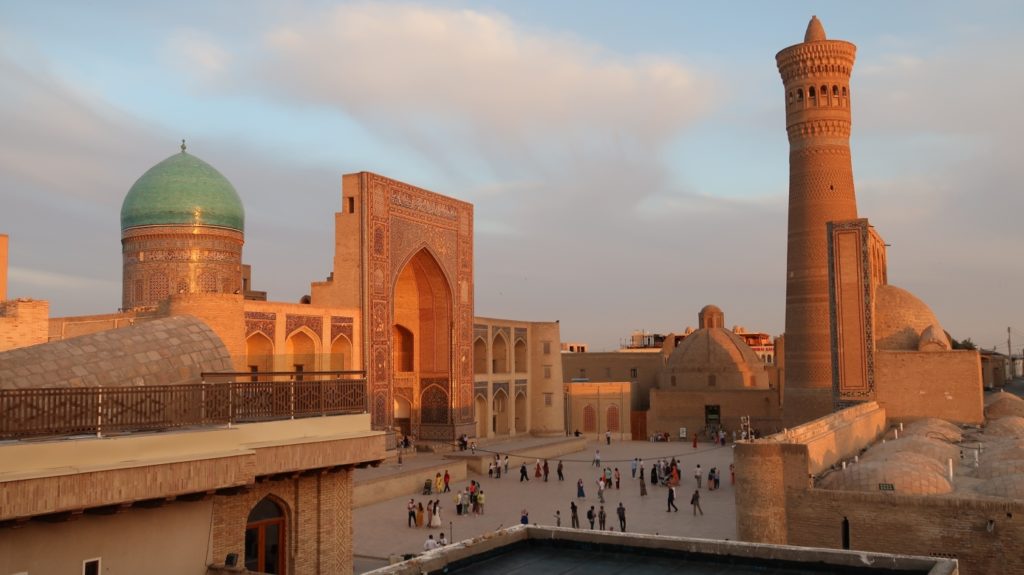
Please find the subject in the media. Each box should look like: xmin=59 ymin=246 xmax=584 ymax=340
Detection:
xmin=777 ymin=16 xmax=858 ymax=425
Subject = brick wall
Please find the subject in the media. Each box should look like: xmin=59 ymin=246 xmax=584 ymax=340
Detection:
xmin=875 ymin=350 xmax=984 ymax=425
xmin=211 ymin=470 xmax=354 ymax=575
xmin=0 ymin=299 xmax=49 ymax=352
xmin=787 ymin=488 xmax=1024 ymax=575
xmin=648 ymin=388 xmax=780 ymax=440
xmin=163 ymin=292 xmax=246 ymax=369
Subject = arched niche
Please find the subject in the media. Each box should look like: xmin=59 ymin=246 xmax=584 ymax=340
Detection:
xmin=513 ymin=339 xmax=527 ymax=373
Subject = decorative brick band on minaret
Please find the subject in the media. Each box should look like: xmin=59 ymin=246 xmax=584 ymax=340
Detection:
xmin=777 ymin=16 xmax=859 ymax=425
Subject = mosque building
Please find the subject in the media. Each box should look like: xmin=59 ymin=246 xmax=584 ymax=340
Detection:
xmin=0 ymin=142 xmax=564 ymax=574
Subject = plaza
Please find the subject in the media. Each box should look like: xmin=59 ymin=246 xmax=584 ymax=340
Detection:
xmin=353 ymin=437 xmax=737 ymax=572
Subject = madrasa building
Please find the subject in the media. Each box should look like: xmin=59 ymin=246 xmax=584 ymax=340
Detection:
xmin=0 ymin=145 xmax=565 ymax=574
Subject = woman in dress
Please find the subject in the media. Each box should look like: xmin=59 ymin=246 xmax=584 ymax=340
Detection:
xmin=416 ymin=502 xmax=424 ymax=527
xmin=576 ymin=478 xmax=586 ymax=498
xmin=534 ymin=459 xmax=542 ymax=478
xmin=425 ymin=499 xmax=433 ymax=526
xmin=430 ymin=500 xmax=442 ymax=527
xmin=640 ymin=476 xmax=648 ymax=497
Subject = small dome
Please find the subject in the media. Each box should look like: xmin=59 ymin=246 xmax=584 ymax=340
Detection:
xmin=918 ymin=323 xmax=951 ymax=351
xmin=902 ymin=418 xmax=963 ymax=443
xmin=985 ymin=394 xmax=1024 ymax=420
xmin=874 ymin=285 xmax=943 ymax=350
xmin=121 ymin=145 xmax=245 ymax=232
xmin=698 ymin=305 xmax=725 ymax=329
xmin=866 ymin=435 xmax=960 ymax=464
xmin=860 ymin=450 xmax=948 ymax=477
xmin=804 ymin=15 xmax=827 ymax=42
xmin=977 ymin=459 xmax=1024 ymax=481
xmin=666 ymin=324 xmax=769 ymax=389
xmin=820 ymin=461 xmax=952 ymax=495
xmin=985 ymin=416 xmax=1024 ymax=438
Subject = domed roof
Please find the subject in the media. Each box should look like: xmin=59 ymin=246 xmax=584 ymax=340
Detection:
xmin=985 ymin=393 xmax=1024 ymax=420
xmin=804 ymin=15 xmax=827 ymax=42
xmin=977 ymin=459 xmax=1024 ymax=481
xmin=671 ymin=328 xmax=763 ymax=372
xmin=860 ymin=450 xmax=948 ymax=477
xmin=985 ymin=416 xmax=1024 ymax=439
xmin=866 ymin=435 xmax=960 ymax=464
xmin=902 ymin=418 xmax=963 ymax=443
xmin=820 ymin=461 xmax=952 ymax=495
xmin=874 ymin=284 xmax=942 ymax=350
xmin=121 ymin=144 xmax=244 ymax=232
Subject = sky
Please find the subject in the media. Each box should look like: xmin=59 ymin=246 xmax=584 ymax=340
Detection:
xmin=2 ymin=1 xmax=1022 ymax=352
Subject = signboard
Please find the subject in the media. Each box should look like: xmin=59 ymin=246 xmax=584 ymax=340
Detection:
xmin=878 ymin=483 xmax=895 ymax=491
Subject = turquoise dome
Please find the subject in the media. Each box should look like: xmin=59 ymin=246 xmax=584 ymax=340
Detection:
xmin=121 ymin=146 xmax=244 ymax=232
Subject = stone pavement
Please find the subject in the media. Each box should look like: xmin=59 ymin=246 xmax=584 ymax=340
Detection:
xmin=353 ymin=437 xmax=738 ymax=573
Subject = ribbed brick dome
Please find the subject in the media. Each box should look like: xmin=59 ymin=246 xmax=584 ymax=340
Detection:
xmin=874 ymin=285 xmax=942 ymax=350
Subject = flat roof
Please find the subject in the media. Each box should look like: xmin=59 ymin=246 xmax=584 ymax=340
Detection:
xmin=368 ymin=527 xmax=956 ymax=575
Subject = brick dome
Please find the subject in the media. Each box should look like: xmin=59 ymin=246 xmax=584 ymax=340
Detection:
xmin=665 ymin=309 xmax=769 ymax=390
xmin=121 ymin=145 xmax=244 ymax=232
xmin=984 ymin=416 xmax=1024 ymax=439
xmin=874 ymin=284 xmax=943 ymax=351
xmin=820 ymin=460 xmax=953 ymax=495
xmin=985 ymin=393 xmax=1024 ymax=420
xmin=901 ymin=418 xmax=963 ymax=443
xmin=866 ymin=435 xmax=960 ymax=464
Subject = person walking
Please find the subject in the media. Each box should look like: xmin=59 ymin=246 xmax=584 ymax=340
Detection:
xmin=667 ymin=486 xmax=679 ymax=512
xmin=535 ymin=459 xmax=542 ymax=479
xmin=597 ymin=478 xmax=605 ymax=503
xmin=631 ymin=458 xmax=638 ymax=479
xmin=586 ymin=506 xmax=595 ymax=529
xmin=691 ymin=489 xmax=704 ymax=516
xmin=570 ymin=501 xmax=580 ymax=528
xmin=443 ymin=470 xmax=451 ymax=492
xmin=616 ymin=502 xmax=626 ymax=531
xmin=407 ymin=498 xmax=417 ymax=527
xmin=614 ymin=467 xmax=621 ymax=489
xmin=435 ymin=473 xmax=443 ymax=494
xmin=554 ymin=509 xmax=561 ymax=527
xmin=692 ymin=432 xmax=698 ymax=449
xmin=557 ymin=460 xmax=565 ymax=481
xmin=543 ymin=459 xmax=550 ymax=482
xmin=639 ymin=460 xmax=645 ymax=482
xmin=639 ymin=476 xmax=648 ymax=497
xmin=577 ymin=478 xmax=586 ymax=498
xmin=520 ymin=508 xmax=529 ymax=525
xmin=430 ymin=500 xmax=442 ymax=527
xmin=520 ymin=462 xmax=530 ymax=482
xmin=730 ymin=463 xmax=735 ymax=485
xmin=416 ymin=501 xmax=425 ymax=527
xmin=694 ymin=464 xmax=702 ymax=488
xmin=707 ymin=467 xmax=715 ymax=491
xmin=598 ymin=505 xmax=607 ymax=530
xmin=477 ymin=490 xmax=486 ymax=515
xmin=504 ymin=455 xmax=510 ymax=475
xmin=593 ymin=449 xmax=601 ymax=467
xmin=425 ymin=499 xmax=434 ymax=527
xmin=605 ymin=430 xmax=611 ymax=445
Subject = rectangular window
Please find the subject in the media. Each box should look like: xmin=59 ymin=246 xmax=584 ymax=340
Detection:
xmin=249 ymin=365 xmax=259 ymax=383
xmin=543 ymin=341 xmax=551 ymax=355
xmin=630 ymin=368 xmax=638 ymax=378
xmin=84 ymin=559 xmax=101 ymax=575
xmin=544 ymin=393 xmax=553 ymax=407
xmin=543 ymin=365 xmax=552 ymax=379
xmin=348 ymin=197 xmax=355 ymax=213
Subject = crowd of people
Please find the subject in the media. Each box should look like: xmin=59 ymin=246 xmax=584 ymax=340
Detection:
xmin=406 ymin=433 xmax=736 ymax=555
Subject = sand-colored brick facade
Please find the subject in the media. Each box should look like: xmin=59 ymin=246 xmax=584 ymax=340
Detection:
xmin=0 ymin=299 xmax=49 ymax=352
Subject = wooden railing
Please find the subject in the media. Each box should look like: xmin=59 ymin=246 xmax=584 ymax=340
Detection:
xmin=0 ymin=372 xmax=367 ymax=440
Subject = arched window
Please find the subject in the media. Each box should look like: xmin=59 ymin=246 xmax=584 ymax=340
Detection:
xmin=842 ymin=86 xmax=847 ymax=97
xmin=821 ymin=85 xmax=828 ymax=103
xmin=583 ymin=404 xmax=596 ymax=433
xmin=796 ymin=88 xmax=804 ymax=102
xmin=787 ymin=91 xmax=794 ymax=105
xmin=474 ymin=338 xmax=487 ymax=375
xmin=607 ymin=405 xmax=620 ymax=433
xmin=514 ymin=339 xmax=527 ymax=373
xmin=245 ymin=497 xmax=286 ymax=574
xmin=832 ymin=85 xmax=839 ymax=98
xmin=393 ymin=324 xmax=414 ymax=372
xmin=808 ymin=86 xmax=816 ymax=104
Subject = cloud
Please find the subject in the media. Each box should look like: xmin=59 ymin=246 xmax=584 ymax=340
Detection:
xmin=168 ymin=29 xmax=232 ymax=79
xmin=249 ymin=4 xmax=712 ymax=182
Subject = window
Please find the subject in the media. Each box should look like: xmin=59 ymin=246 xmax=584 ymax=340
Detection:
xmin=544 ymin=393 xmax=553 ymax=407
xmin=294 ymin=364 xmax=304 ymax=382
xmin=607 ymin=405 xmax=620 ymax=432
xmin=543 ymin=365 xmax=552 ymax=379
xmin=671 ymin=375 xmax=677 ymax=387
xmin=246 ymin=498 xmax=286 ymax=574
xmin=348 ymin=197 xmax=355 ymax=213
xmin=630 ymin=368 xmax=638 ymax=378
xmin=543 ymin=341 xmax=551 ymax=355
xmin=83 ymin=559 xmax=101 ymax=575
xmin=579 ymin=368 xmax=586 ymax=378
xmin=249 ymin=365 xmax=259 ymax=383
